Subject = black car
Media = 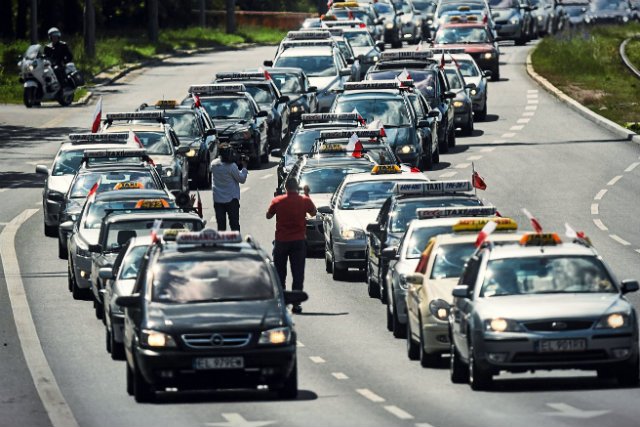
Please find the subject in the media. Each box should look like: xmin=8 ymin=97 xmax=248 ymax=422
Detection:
xmin=118 ymin=229 xmax=307 ymax=402
xmin=366 ymin=180 xmax=485 ymax=301
xmin=373 ymin=0 xmax=406 ymax=47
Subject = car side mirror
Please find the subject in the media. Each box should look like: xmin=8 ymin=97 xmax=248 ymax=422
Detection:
xmin=346 ymin=58 xmax=355 ymax=65
xmin=205 ymin=128 xmax=217 ymax=136
xmin=417 ymin=118 xmax=430 ymax=127
xmin=427 ymin=110 xmax=440 ymax=118
xmin=429 ymin=299 xmax=451 ymax=320
xmin=270 ymin=148 xmax=283 ymax=158
xmin=375 ymin=41 xmax=386 ymax=51
xmin=621 ymin=279 xmax=639 ymax=294
xmin=35 ymin=164 xmax=50 ymax=175
xmin=483 ymin=69 xmax=493 ymax=78
xmin=263 ymin=60 xmax=274 ymax=67
xmin=318 ymin=205 xmax=333 ymax=215
xmin=283 ymin=290 xmax=309 ymax=305
xmin=116 ymin=293 xmax=141 ymax=308
xmin=340 ymin=68 xmax=352 ymax=76
xmin=465 ymin=83 xmax=477 ymax=90
xmin=366 ymin=223 xmax=381 ymax=233
xmin=88 ymin=244 xmax=102 ymax=253
xmin=397 ymin=11 xmax=405 ymax=16
xmin=381 ymin=246 xmax=398 ymax=259
xmin=279 ymin=95 xmax=290 ymax=103
xmin=60 ymin=221 xmax=74 ymax=232
xmin=256 ymin=110 xmax=269 ymax=118
xmin=98 ymin=267 xmax=114 ymax=280
xmin=307 ymin=86 xmax=317 ymax=92
xmin=176 ymin=146 xmax=190 ymax=155
xmin=452 ymin=285 xmax=470 ymax=298
xmin=444 ymin=91 xmax=457 ymax=99
xmin=405 ymin=272 xmax=424 ymax=285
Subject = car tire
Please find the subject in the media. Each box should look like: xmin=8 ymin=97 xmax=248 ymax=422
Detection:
xmin=469 ymin=345 xmax=492 ymax=390
xmin=450 ymin=342 xmax=469 ymax=383
xmin=58 ymin=239 xmax=68 ymax=260
xmin=133 ymin=360 xmax=155 ymax=403
xmin=386 ymin=302 xmax=393 ymax=332
xmin=367 ymin=262 xmax=380 ymax=299
xmin=94 ymin=298 xmax=104 ymax=320
xmin=126 ymin=364 xmax=134 ymax=396
xmin=110 ymin=335 xmax=125 ymax=361
xmin=70 ymin=261 xmax=88 ymax=300
xmin=462 ymin=114 xmax=474 ymax=136
xmin=419 ymin=320 xmax=439 ymax=367
xmin=432 ymin=144 xmax=440 ymax=165
xmin=420 ymin=149 xmax=433 ymax=171
xmin=392 ymin=302 xmax=406 ymax=339
xmin=615 ymin=354 xmax=640 ymax=387
xmin=491 ymin=68 xmax=500 ymax=82
xmin=44 ymin=223 xmax=57 ymax=238
xmin=332 ymin=260 xmax=348 ymax=281
xmin=260 ymin=150 xmax=269 ymax=164
xmin=325 ymin=240 xmax=333 ymax=273
xmin=105 ymin=328 xmax=112 ymax=353
xmin=448 ymin=125 xmax=456 ymax=148
xmin=277 ymin=361 xmax=298 ymax=399
xmin=406 ymin=318 xmax=420 ymax=360
xmin=439 ymin=129 xmax=449 ymax=154
xmin=23 ymin=87 xmax=36 ymax=108
xmin=515 ymin=32 xmax=527 ymax=46
xmin=477 ymin=101 xmax=487 ymax=121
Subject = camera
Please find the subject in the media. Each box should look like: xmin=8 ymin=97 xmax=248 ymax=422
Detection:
xmin=220 ymin=143 xmax=248 ymax=167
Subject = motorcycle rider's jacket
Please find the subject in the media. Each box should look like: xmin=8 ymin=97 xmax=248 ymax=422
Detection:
xmin=44 ymin=41 xmax=73 ymax=68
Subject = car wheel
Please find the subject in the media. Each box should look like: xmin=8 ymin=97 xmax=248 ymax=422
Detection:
xmin=406 ymin=317 xmax=420 ymax=360
xmin=23 ymin=87 xmax=36 ymax=108
xmin=67 ymin=262 xmax=73 ymax=292
xmin=276 ymin=361 xmax=298 ymax=399
xmin=515 ymin=32 xmax=527 ymax=46
xmin=469 ymin=345 xmax=492 ymax=390
xmin=126 ymin=364 xmax=134 ymax=396
xmin=58 ymin=239 xmax=68 ymax=260
xmin=94 ymin=298 xmax=104 ymax=320
xmin=332 ymin=260 xmax=348 ymax=281
xmin=133 ymin=360 xmax=155 ymax=403
xmin=367 ymin=261 xmax=380 ymax=299
xmin=615 ymin=354 xmax=640 ymax=387
xmin=438 ymin=128 xmax=449 ymax=154
xmin=432 ymin=143 xmax=440 ymax=164
xmin=420 ymin=148 xmax=433 ymax=171
xmin=491 ymin=68 xmax=500 ymax=82
xmin=462 ymin=114 xmax=474 ymax=136
xmin=44 ymin=223 xmax=57 ymax=238
xmin=325 ymin=241 xmax=333 ymax=273
xmin=70 ymin=261 xmax=88 ymax=300
xmin=105 ymin=328 xmax=112 ymax=353
xmin=392 ymin=300 xmax=406 ymax=339
xmin=448 ymin=125 xmax=456 ymax=148
xmin=477 ymin=101 xmax=487 ymax=121
xmin=260 ymin=150 xmax=269 ymax=164
xmin=450 ymin=342 xmax=469 ymax=383
xmin=110 ymin=331 xmax=125 ymax=361
xmin=419 ymin=320 xmax=439 ymax=367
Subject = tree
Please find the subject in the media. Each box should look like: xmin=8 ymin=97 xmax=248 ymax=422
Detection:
xmin=199 ymin=0 xmax=206 ymax=27
xmin=16 ymin=0 xmax=27 ymax=39
xmin=225 ymin=0 xmax=236 ymax=34
xmin=84 ymin=0 xmax=95 ymax=58
xmin=0 ymin=0 xmax=13 ymax=39
xmin=30 ymin=0 xmax=38 ymax=43
xmin=147 ymin=0 xmax=159 ymax=42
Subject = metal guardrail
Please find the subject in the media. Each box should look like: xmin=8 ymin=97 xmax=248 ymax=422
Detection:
xmin=619 ymin=36 xmax=640 ymax=79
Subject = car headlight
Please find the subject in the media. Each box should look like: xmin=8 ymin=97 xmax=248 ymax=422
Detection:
xmin=595 ymin=313 xmax=629 ymax=329
xmin=484 ymin=318 xmax=523 ymax=332
xmin=291 ymin=105 xmax=305 ymax=114
xmin=258 ymin=327 xmax=292 ymax=345
xmin=470 ymin=89 xmax=477 ymax=96
xmin=28 ymin=64 xmax=35 ymax=72
xmin=70 ymin=213 xmax=78 ymax=221
xmin=427 ymin=19 xmax=433 ymax=25
xmin=623 ymin=15 xmax=629 ymax=22
xmin=510 ymin=17 xmax=520 ymax=25
xmin=453 ymin=100 xmax=464 ymax=108
xmin=164 ymin=168 xmax=173 ymax=177
xmin=372 ymin=55 xmax=379 ymax=62
xmin=231 ymin=130 xmax=252 ymax=141
xmin=340 ymin=227 xmax=365 ymax=240
xmin=537 ymin=15 xmax=543 ymax=21
xmin=484 ymin=52 xmax=493 ymax=59
xmin=397 ymin=144 xmax=415 ymax=154
xmin=141 ymin=330 xmax=177 ymax=348
xmin=585 ymin=16 xmax=591 ymax=23
xmin=386 ymin=23 xmax=394 ymax=29
xmin=186 ymin=148 xmax=197 ymax=157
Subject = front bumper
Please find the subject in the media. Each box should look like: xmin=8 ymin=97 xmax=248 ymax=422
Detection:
xmin=471 ymin=94 xmax=484 ymax=112
xmin=454 ymin=108 xmax=471 ymax=125
xmin=421 ymin=318 xmax=450 ymax=354
xmin=469 ymin=54 xmax=499 ymax=73
xmin=134 ymin=344 xmax=296 ymax=390
xmin=162 ymin=174 xmax=182 ymax=191
xmin=393 ymin=286 xmax=408 ymax=324
xmin=496 ymin=23 xmax=522 ymax=39
xmin=333 ymin=239 xmax=367 ymax=268
xmin=384 ymin=27 xmax=400 ymax=43
xmin=72 ymin=253 xmax=92 ymax=290
xmin=111 ymin=313 xmax=125 ymax=343
xmin=395 ymin=150 xmax=420 ymax=167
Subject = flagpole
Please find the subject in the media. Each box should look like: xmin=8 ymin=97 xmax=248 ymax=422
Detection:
xmin=472 ymin=161 xmax=477 ymax=196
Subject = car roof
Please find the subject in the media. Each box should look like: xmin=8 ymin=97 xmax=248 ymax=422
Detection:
xmin=94 ymin=189 xmax=169 ymax=202
xmin=486 ymin=241 xmax=599 ymax=260
xmin=104 ymin=211 xmax=201 ymax=225
xmin=278 ymin=47 xmax=335 ymax=57
xmin=343 ymin=171 xmax=429 ymax=183
xmin=299 ymin=156 xmax=373 ymax=169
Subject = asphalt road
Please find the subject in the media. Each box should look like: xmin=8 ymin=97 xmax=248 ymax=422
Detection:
xmin=0 ymin=41 xmax=639 ymax=427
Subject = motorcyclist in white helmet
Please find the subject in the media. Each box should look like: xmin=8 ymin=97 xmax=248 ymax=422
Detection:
xmin=44 ymin=27 xmax=73 ymax=91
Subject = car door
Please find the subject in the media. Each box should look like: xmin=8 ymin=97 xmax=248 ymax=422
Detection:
xmin=368 ymin=198 xmax=392 ymax=281
xmin=451 ymin=255 xmax=481 ymax=361
xmin=169 ymin=130 xmax=188 ymax=189
xmin=437 ymin=70 xmax=454 ymax=133
xmin=323 ymin=184 xmax=342 ymax=249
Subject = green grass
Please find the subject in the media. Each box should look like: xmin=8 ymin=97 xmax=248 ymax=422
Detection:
xmin=531 ymin=24 xmax=640 ymax=126
xmin=625 ymin=37 xmax=640 ymax=70
xmin=0 ymin=26 xmax=287 ymax=104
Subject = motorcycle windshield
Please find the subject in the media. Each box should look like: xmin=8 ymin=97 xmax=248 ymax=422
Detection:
xmin=25 ymin=44 xmax=42 ymax=60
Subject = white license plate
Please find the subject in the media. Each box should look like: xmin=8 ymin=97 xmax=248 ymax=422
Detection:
xmin=537 ymin=339 xmax=586 ymax=353
xmin=193 ymin=356 xmax=244 ymax=370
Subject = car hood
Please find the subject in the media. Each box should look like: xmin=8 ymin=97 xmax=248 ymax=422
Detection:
xmin=180 ymin=137 xmax=201 ymax=149
xmin=286 ymin=94 xmax=305 ymax=106
xmin=213 ymin=119 xmax=251 ymax=136
xmin=465 ymin=76 xmax=482 ymax=88
xmin=424 ymin=278 xmax=459 ymax=304
xmin=48 ymin=175 xmax=74 ymax=194
xmin=395 ymin=259 xmax=420 ymax=276
xmin=113 ymin=279 xmax=136 ymax=298
xmin=435 ymin=43 xmax=494 ymax=54
xmin=80 ymin=229 xmax=101 ymax=245
xmin=383 ymin=126 xmax=412 ymax=149
xmin=474 ymin=293 xmax=627 ymax=321
xmin=147 ymin=299 xmax=284 ymax=332
xmin=310 ymin=193 xmax=332 ymax=209
xmin=335 ymin=208 xmax=380 ymax=231
xmin=492 ymin=8 xmax=518 ymax=20
xmin=353 ymin=47 xmax=376 ymax=58
xmin=309 ymin=76 xmax=338 ymax=91
xmin=151 ymin=154 xmax=174 ymax=167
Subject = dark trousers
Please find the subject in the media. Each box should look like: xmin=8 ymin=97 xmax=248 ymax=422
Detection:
xmin=214 ymin=199 xmax=240 ymax=231
xmin=273 ymin=240 xmax=306 ymax=292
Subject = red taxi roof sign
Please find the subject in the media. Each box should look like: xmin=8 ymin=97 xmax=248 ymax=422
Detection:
xmin=135 ymin=199 xmax=170 ymax=209
xmin=175 ymin=228 xmax=242 ymax=245
xmin=416 ymin=206 xmax=497 ymax=219
xmin=188 ymin=84 xmax=247 ymax=94
xmin=68 ymin=132 xmax=130 ymax=143
xmin=105 ymin=111 xmax=163 ymax=121
xmin=519 ymin=233 xmax=562 ymax=246
xmin=395 ymin=180 xmax=473 ymax=195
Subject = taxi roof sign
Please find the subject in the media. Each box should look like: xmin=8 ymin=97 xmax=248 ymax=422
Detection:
xmin=344 ymin=80 xmax=401 ymax=91
xmin=215 ymin=72 xmax=267 ymax=81
xmin=332 ymin=2 xmax=362 ymax=8
xmin=155 ymin=100 xmax=178 ymax=108
xmin=175 ymin=228 xmax=242 ymax=245
xmin=286 ymin=30 xmax=332 ymax=40
xmin=322 ymin=19 xmax=364 ymax=27
xmin=188 ymin=84 xmax=247 ymax=94
xmin=319 ymin=143 xmax=347 ymax=153
xmin=68 ymin=132 xmax=130 ymax=143
xmin=114 ymin=182 xmax=144 ymax=190
xmin=520 ymin=233 xmax=562 ymax=246
xmin=135 ymin=199 xmax=170 ymax=209
xmin=395 ymin=180 xmax=473 ymax=196
xmin=380 ymin=51 xmax=433 ymax=62
xmin=452 ymin=218 xmax=517 ymax=232
xmin=371 ymin=164 xmax=401 ymax=175
xmin=430 ymin=48 xmax=466 ymax=55
xmin=161 ymin=228 xmax=190 ymax=242
xmin=83 ymin=148 xmax=148 ymax=158
xmin=416 ymin=206 xmax=497 ymax=219
xmin=327 ymin=28 xmax=344 ymax=36
xmin=105 ymin=111 xmax=164 ymax=121
xmin=320 ymin=129 xmax=384 ymax=139
xmin=281 ymin=40 xmax=335 ymax=48
xmin=301 ymin=112 xmax=360 ymax=123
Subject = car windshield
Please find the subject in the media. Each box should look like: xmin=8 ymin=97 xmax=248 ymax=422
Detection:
xmin=337 ymin=41 xmax=354 ymax=60
xmin=152 ymin=254 xmax=274 ymax=303
xmin=390 ymin=199 xmax=481 ymax=232
xmin=135 ymin=132 xmax=172 ymax=155
xmin=441 ymin=3 xmax=485 ymax=13
xmin=119 ymin=245 xmax=148 ymax=280
xmin=343 ymin=31 xmax=374 ymax=47
xmin=413 ymin=0 xmax=437 ymax=12
xmin=565 ymin=4 xmax=589 ymax=15
xmin=270 ymin=73 xmax=303 ymax=94
xmin=84 ymin=198 xmax=175 ymax=229
xmin=480 ymin=255 xmax=617 ymax=297
xmin=488 ymin=0 xmax=519 ymax=7
xmin=457 ymin=59 xmax=480 ymax=77
xmin=300 ymin=166 xmax=370 ymax=194
xmin=444 ymin=68 xmax=464 ymax=89
xmin=243 ymin=85 xmax=275 ymax=105
xmin=105 ymin=220 xmax=200 ymax=252
xmin=435 ymin=27 xmax=490 ymax=44
xmin=431 ymin=242 xmax=477 ymax=279
xmin=397 ymin=1 xmax=414 ymax=14
xmin=52 ymin=150 xmax=85 ymax=176
xmin=164 ymin=112 xmax=200 ymax=138
xmin=69 ymin=171 xmax=158 ymax=198
xmin=369 ymin=70 xmax=437 ymax=98
xmin=405 ymin=226 xmax=454 ymax=258
xmin=592 ymin=0 xmax=628 ymax=10
xmin=202 ymin=97 xmax=253 ymax=120
xmin=334 ymin=98 xmax=411 ymax=126
xmin=340 ymin=180 xmax=424 ymax=209
xmin=275 ymin=55 xmax=337 ymax=77
xmin=332 ymin=10 xmax=373 ymax=24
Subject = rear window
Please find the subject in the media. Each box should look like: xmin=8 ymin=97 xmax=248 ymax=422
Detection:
xmin=70 ymin=171 xmax=158 ymax=198
xmin=390 ymin=198 xmax=481 ymax=232
xmin=152 ymin=254 xmax=274 ymax=303
xmin=430 ymin=242 xmax=477 ymax=279
xmin=104 ymin=220 xmax=201 ymax=252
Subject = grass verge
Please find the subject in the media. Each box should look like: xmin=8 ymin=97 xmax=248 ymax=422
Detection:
xmin=531 ymin=24 xmax=640 ymax=127
xmin=0 ymin=26 xmax=287 ymax=105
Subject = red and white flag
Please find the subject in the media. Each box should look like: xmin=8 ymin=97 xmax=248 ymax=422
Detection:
xmin=439 ymin=55 xmax=446 ymax=69
xmin=475 ymin=220 xmax=497 ymax=247
xmin=150 ymin=219 xmax=163 ymax=242
xmin=352 ymin=108 xmax=366 ymax=125
xmin=472 ymin=170 xmax=487 ymax=190
xmin=565 ymin=223 xmax=586 ymax=239
xmin=367 ymin=119 xmax=382 ymax=129
xmin=192 ymin=93 xmax=201 ymax=108
xmin=129 ymin=130 xmax=143 ymax=148
xmin=348 ymin=10 xmax=354 ymax=19
xmin=522 ymin=208 xmax=543 ymax=233
xmin=398 ymin=68 xmax=412 ymax=80
xmin=258 ymin=66 xmax=271 ymax=80
xmin=196 ymin=191 xmax=203 ymax=218
xmin=91 ymin=96 xmax=102 ymax=133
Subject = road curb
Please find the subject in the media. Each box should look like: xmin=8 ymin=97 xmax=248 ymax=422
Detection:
xmin=72 ymin=90 xmax=93 ymax=106
xmin=525 ymin=49 xmax=640 ymax=146
xmin=619 ymin=37 xmax=640 ymax=79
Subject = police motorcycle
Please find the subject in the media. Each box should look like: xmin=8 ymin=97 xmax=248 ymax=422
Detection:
xmin=18 ymin=44 xmax=83 ymax=108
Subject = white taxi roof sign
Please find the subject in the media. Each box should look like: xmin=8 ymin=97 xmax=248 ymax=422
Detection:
xmin=320 ymin=129 xmax=383 ymax=139
xmin=327 ymin=28 xmax=344 ymax=36
xmin=281 ymin=40 xmax=335 ymax=48
xmin=175 ymin=228 xmax=242 ymax=245
xmin=188 ymin=84 xmax=247 ymax=94
xmin=215 ymin=72 xmax=266 ymax=80
xmin=380 ymin=51 xmax=433 ymax=62
xmin=105 ymin=111 xmax=163 ymax=121
xmin=83 ymin=148 xmax=147 ymax=158
xmin=322 ymin=19 xmax=364 ymax=27
xmin=286 ymin=30 xmax=332 ymax=40
xmin=344 ymin=80 xmax=401 ymax=91
xmin=301 ymin=113 xmax=359 ymax=123
xmin=68 ymin=132 xmax=129 ymax=143
xmin=416 ymin=206 xmax=497 ymax=219
xmin=395 ymin=180 xmax=473 ymax=195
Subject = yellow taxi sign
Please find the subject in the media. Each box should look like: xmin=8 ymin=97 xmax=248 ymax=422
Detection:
xmin=458 ymin=5 xmax=471 ymax=11
xmin=135 ymin=199 xmax=170 ymax=209
xmin=320 ymin=143 xmax=346 ymax=152
xmin=161 ymin=228 xmax=189 ymax=241
xmin=114 ymin=182 xmax=144 ymax=190
xmin=519 ymin=233 xmax=562 ymax=246
xmin=371 ymin=164 xmax=401 ymax=175
xmin=333 ymin=2 xmax=361 ymax=8
xmin=155 ymin=100 xmax=178 ymax=108
xmin=452 ymin=218 xmax=517 ymax=232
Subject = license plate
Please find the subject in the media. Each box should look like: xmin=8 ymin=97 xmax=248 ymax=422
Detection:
xmin=537 ymin=339 xmax=586 ymax=353
xmin=193 ymin=356 xmax=244 ymax=370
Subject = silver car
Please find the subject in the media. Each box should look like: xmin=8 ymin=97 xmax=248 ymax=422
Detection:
xmin=435 ymin=233 xmax=639 ymax=390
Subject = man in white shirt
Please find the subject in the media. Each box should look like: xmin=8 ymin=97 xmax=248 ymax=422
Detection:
xmin=211 ymin=143 xmax=248 ymax=231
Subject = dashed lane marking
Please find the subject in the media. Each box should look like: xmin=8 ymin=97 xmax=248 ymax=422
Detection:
xmin=594 ymin=189 xmax=607 ymax=200
xmin=480 ymin=147 xmax=495 ymax=152
xmin=356 ymin=388 xmax=385 ymax=403
xmin=309 ymin=356 xmax=326 ymax=363
xmin=525 ymin=105 xmax=538 ymax=110
xmin=591 ymin=204 xmax=599 ymax=215
xmin=416 ymin=424 xmax=437 ymax=427
xmin=523 ymin=111 xmax=535 ymax=117
xmin=260 ymin=174 xmax=273 ymax=180
xmin=607 ymin=175 xmax=623 ymax=186
xmin=527 ymin=99 xmax=539 ymax=104
xmin=517 ymin=118 xmax=530 ymax=124
xmin=332 ymin=372 xmax=349 ymax=380
xmin=384 ymin=406 xmax=414 ymax=420
xmin=466 ymin=155 xmax=482 ymax=161
xmin=493 ymin=139 xmax=506 ymax=144
xmin=510 ymin=125 xmax=524 ymax=130
xmin=527 ymin=93 xmax=538 ymax=98
xmin=635 ymin=249 xmax=640 ymax=255
xmin=454 ymin=163 xmax=471 ymax=169
xmin=624 ymin=162 xmax=639 ymax=172
xmin=610 ymin=235 xmax=631 ymax=246
xmin=296 ymin=340 xmax=305 ymax=347
xmin=240 ymin=187 xmax=250 ymax=193
xmin=439 ymin=171 xmax=457 ymax=178
xmin=528 ymin=89 xmax=539 ymax=93
xmin=502 ymin=132 xmax=517 ymax=138
xmin=0 ymin=209 xmax=80 ymax=427
xmin=593 ymin=219 xmax=608 ymax=231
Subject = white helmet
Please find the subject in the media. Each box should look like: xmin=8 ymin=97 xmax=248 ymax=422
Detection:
xmin=48 ymin=27 xmax=61 ymax=40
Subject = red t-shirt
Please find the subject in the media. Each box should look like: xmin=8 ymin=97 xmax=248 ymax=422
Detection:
xmin=267 ymin=192 xmax=317 ymax=242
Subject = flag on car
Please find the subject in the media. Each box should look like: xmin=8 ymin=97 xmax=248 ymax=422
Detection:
xmin=475 ymin=220 xmax=497 ymax=247
xmin=398 ymin=68 xmax=412 ymax=80
xmin=522 ymin=208 xmax=543 ymax=233
xmin=91 ymin=96 xmax=102 ymax=133
xmin=352 ymin=108 xmax=366 ymax=125
xmin=472 ymin=170 xmax=487 ymax=190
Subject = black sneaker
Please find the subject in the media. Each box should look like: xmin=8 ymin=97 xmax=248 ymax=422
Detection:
xmin=292 ymin=304 xmax=303 ymax=314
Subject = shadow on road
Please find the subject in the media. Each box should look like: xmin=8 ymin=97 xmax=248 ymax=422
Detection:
xmin=481 ymin=114 xmax=500 ymax=123
xmin=152 ymin=388 xmax=318 ymax=404
xmin=296 ymin=311 xmax=349 ymax=317
xmin=490 ymin=375 xmax=632 ymax=393
xmin=0 ymin=125 xmax=82 ymax=149
xmin=429 ymin=161 xmax=452 ymax=171
xmin=0 ymin=171 xmax=44 ymax=189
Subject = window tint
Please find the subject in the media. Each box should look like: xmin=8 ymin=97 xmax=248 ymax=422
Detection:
xmin=431 ymin=243 xmax=478 ymax=279
xmin=52 ymin=150 xmax=85 ymax=176
xmin=201 ymin=98 xmax=253 ymax=120
xmin=405 ymin=226 xmax=453 ymax=258
xmin=69 ymin=171 xmax=158 ymax=198
xmin=300 ymin=166 xmax=371 ymax=194
xmin=334 ymin=98 xmax=411 ymax=126
xmin=136 ymin=132 xmax=172 ymax=155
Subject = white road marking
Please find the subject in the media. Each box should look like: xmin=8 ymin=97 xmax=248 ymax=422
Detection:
xmin=467 ymin=155 xmax=483 ymax=161
xmin=357 ymin=388 xmax=385 ymax=402
xmin=527 ymin=89 xmax=539 ymax=93
xmin=593 ymin=219 xmax=608 ymax=231
xmin=296 ymin=340 xmax=305 ymax=347
xmin=439 ymin=171 xmax=458 ymax=178
xmin=260 ymin=174 xmax=273 ymax=180
xmin=25 ymin=160 xmax=49 ymax=166
xmin=527 ymin=99 xmax=539 ymax=104
xmin=332 ymin=372 xmax=349 ymax=380
xmin=493 ymin=140 xmax=506 ymax=144
xmin=544 ymin=403 xmax=610 ymax=419
xmin=0 ymin=189 xmax=7 ymax=193
xmin=501 ymin=133 xmax=516 ymax=138
xmin=522 ymin=111 xmax=535 ymax=117
xmin=205 ymin=413 xmax=275 ymax=427
xmin=510 ymin=125 xmax=524 ymax=130
xmin=527 ymin=93 xmax=538 ymax=98
xmin=384 ymin=405 xmax=414 ymax=420
xmin=591 ymin=203 xmax=599 ymax=215
xmin=525 ymin=105 xmax=538 ymax=110
xmin=635 ymin=249 xmax=640 ymax=255
xmin=610 ymin=235 xmax=631 ymax=246
xmin=240 ymin=187 xmax=250 ymax=193
xmin=594 ymin=189 xmax=607 ymax=200
xmin=0 ymin=209 xmax=80 ymax=427
xmin=624 ymin=162 xmax=639 ymax=172
xmin=455 ymin=163 xmax=471 ymax=169
xmin=309 ymin=356 xmax=326 ymax=363
xmin=517 ymin=118 xmax=530 ymax=124
xmin=415 ymin=424 xmax=437 ymax=427
xmin=607 ymin=175 xmax=623 ymax=186
xmin=480 ymin=147 xmax=495 ymax=152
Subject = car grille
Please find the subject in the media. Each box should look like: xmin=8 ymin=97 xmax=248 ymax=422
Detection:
xmin=512 ymin=350 xmax=607 ymax=364
xmin=524 ymin=320 xmax=594 ymax=332
xmin=181 ymin=332 xmax=252 ymax=349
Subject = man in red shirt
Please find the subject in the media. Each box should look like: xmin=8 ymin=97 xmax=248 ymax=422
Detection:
xmin=266 ymin=178 xmax=317 ymax=313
